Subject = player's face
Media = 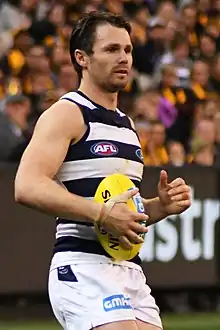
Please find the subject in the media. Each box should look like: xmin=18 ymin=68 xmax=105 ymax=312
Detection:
xmin=87 ymin=24 xmax=133 ymax=92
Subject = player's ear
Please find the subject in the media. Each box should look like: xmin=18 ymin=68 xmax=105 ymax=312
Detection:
xmin=74 ymin=49 xmax=89 ymax=69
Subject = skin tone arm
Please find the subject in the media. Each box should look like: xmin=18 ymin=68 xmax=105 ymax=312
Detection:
xmin=142 ymin=197 xmax=168 ymax=226
xmin=128 ymin=119 xmax=191 ymax=225
xmin=14 ymin=100 xmax=102 ymax=222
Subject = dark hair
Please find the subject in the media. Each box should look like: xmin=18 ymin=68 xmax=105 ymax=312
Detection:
xmin=200 ymin=33 xmax=216 ymax=44
xmin=69 ymin=11 xmax=131 ymax=79
xmin=181 ymin=3 xmax=197 ymax=12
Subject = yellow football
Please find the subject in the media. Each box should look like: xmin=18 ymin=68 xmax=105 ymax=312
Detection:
xmin=94 ymin=173 xmax=146 ymax=261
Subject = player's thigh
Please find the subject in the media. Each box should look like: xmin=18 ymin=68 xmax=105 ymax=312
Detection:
xmin=93 ymin=320 xmax=139 ymax=330
xmin=129 ymin=269 xmax=162 ymax=329
xmin=137 ymin=319 xmax=162 ymax=330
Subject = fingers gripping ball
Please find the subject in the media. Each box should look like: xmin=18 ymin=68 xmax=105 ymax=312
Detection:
xmin=94 ymin=173 xmax=147 ymax=261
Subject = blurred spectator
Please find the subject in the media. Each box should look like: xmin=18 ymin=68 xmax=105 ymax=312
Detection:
xmin=133 ymin=92 xmax=158 ymax=121
xmin=163 ymin=19 xmax=179 ymax=49
xmin=26 ymin=44 xmax=46 ymax=69
xmin=39 ymin=89 xmax=65 ymax=114
xmin=132 ymin=89 xmax=177 ymax=128
xmin=58 ymin=64 xmax=79 ymax=92
xmin=158 ymin=33 xmax=192 ymax=87
xmin=167 ymin=141 xmax=186 ymax=166
xmin=50 ymin=42 xmax=66 ymax=75
xmin=158 ymin=63 xmax=198 ymax=149
xmin=136 ymin=88 xmax=178 ymax=129
xmin=28 ymin=88 xmax=65 ymax=126
xmin=0 ymin=94 xmax=32 ymax=161
xmin=1 ymin=29 xmax=33 ymax=77
xmin=29 ymin=2 xmax=67 ymax=46
xmin=0 ymin=0 xmax=35 ymax=37
xmin=141 ymin=120 xmax=169 ymax=166
xmin=205 ymin=21 xmax=220 ymax=39
xmin=134 ymin=117 xmax=151 ymax=150
xmin=190 ymin=118 xmax=217 ymax=166
xmin=104 ymin=0 xmax=124 ymax=15
xmin=194 ymin=98 xmax=219 ymax=125
xmin=133 ymin=17 xmax=166 ymax=76
xmin=190 ymin=59 xmax=211 ymax=100
xmin=196 ymin=0 xmax=211 ymax=35
xmin=198 ymin=33 xmax=217 ymax=63
xmin=129 ymin=5 xmax=149 ymax=46
xmin=156 ymin=1 xmax=176 ymax=23
xmin=210 ymin=54 xmax=220 ymax=92
xmin=159 ymin=64 xmax=179 ymax=88
xmin=179 ymin=3 xmax=199 ymax=57
xmin=22 ymin=44 xmax=55 ymax=112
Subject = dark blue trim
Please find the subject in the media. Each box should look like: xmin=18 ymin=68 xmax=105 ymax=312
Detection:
xmin=62 ymin=177 xmax=141 ymax=197
xmin=56 ymin=218 xmax=94 ymax=227
xmin=57 ymin=265 xmax=78 ymax=282
xmin=53 ymin=236 xmax=142 ymax=265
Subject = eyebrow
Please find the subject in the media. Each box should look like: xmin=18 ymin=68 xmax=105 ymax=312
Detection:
xmin=102 ymin=43 xmax=133 ymax=51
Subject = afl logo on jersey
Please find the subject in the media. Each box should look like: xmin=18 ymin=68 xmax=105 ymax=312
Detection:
xmin=91 ymin=142 xmax=118 ymax=156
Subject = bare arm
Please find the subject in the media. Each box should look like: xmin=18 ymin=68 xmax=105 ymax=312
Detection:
xmin=14 ymin=100 xmax=102 ymax=222
xmin=142 ymin=197 xmax=168 ymax=225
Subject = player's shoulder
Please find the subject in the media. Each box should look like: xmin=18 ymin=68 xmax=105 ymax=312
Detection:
xmin=42 ymin=97 xmax=83 ymax=123
xmin=34 ymin=95 xmax=85 ymax=140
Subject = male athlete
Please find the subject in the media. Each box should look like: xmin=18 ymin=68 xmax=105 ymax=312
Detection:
xmin=15 ymin=12 xmax=191 ymax=330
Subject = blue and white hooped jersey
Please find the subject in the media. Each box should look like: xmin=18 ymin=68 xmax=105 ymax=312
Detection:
xmin=54 ymin=91 xmax=144 ymax=257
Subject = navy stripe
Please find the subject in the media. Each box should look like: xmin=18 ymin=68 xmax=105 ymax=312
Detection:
xmin=56 ymin=218 xmax=94 ymax=226
xmin=64 ymin=140 xmax=143 ymax=164
xmin=53 ymin=236 xmax=142 ymax=265
xmin=63 ymin=177 xmax=141 ymax=197
xmin=61 ymin=97 xmax=133 ymax=130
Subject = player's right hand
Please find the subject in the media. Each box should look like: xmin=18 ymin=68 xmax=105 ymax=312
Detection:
xmin=96 ymin=189 xmax=149 ymax=250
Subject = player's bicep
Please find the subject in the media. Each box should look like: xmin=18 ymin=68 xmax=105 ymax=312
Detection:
xmin=20 ymin=118 xmax=69 ymax=179
xmin=17 ymin=100 xmax=83 ymax=180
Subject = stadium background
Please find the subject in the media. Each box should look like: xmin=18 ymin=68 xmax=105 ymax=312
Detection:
xmin=0 ymin=0 xmax=219 ymax=329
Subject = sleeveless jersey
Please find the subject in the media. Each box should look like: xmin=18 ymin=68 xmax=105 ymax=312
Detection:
xmin=54 ymin=91 xmax=144 ymax=262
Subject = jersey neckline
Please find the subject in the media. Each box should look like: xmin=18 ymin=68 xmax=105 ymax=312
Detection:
xmin=77 ymin=90 xmax=120 ymax=115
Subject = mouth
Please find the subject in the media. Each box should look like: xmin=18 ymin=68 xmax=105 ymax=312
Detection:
xmin=114 ymin=69 xmax=129 ymax=75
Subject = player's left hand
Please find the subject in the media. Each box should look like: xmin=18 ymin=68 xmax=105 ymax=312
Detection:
xmin=158 ymin=170 xmax=191 ymax=215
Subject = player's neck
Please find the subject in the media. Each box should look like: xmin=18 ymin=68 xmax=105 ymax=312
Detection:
xmin=78 ymin=81 xmax=118 ymax=111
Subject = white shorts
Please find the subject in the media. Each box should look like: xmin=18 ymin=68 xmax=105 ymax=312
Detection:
xmin=48 ymin=252 xmax=162 ymax=330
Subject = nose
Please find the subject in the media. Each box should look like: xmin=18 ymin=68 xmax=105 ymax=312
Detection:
xmin=118 ymin=50 xmax=128 ymax=63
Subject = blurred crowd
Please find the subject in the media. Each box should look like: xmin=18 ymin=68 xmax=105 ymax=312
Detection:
xmin=0 ymin=0 xmax=219 ymax=166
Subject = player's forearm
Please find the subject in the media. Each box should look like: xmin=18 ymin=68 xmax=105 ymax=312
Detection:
xmin=142 ymin=197 xmax=168 ymax=225
xmin=14 ymin=176 xmax=101 ymax=223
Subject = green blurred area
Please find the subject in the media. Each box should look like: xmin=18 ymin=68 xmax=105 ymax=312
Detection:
xmin=0 ymin=314 xmax=219 ymax=330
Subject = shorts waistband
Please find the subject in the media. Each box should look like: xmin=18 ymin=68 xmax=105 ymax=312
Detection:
xmin=53 ymin=236 xmax=142 ymax=265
